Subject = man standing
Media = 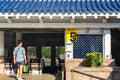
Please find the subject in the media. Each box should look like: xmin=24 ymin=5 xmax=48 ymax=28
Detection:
xmin=13 ymin=40 xmax=27 ymax=80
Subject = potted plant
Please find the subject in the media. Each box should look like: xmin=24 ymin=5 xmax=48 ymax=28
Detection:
xmin=84 ymin=52 xmax=104 ymax=67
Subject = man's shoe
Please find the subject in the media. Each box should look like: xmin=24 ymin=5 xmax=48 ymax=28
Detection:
xmin=16 ymin=75 xmax=19 ymax=79
xmin=16 ymin=74 xmax=19 ymax=77
xmin=18 ymin=78 xmax=24 ymax=80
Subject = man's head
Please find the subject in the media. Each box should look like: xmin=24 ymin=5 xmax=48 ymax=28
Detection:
xmin=17 ymin=40 xmax=23 ymax=47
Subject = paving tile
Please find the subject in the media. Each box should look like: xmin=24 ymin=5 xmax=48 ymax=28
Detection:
xmin=0 ymin=73 xmax=62 ymax=80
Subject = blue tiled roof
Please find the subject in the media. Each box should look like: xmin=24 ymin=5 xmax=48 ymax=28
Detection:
xmin=0 ymin=0 xmax=120 ymax=14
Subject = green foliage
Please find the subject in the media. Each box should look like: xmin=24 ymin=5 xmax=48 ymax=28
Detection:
xmin=42 ymin=47 xmax=51 ymax=58
xmin=27 ymin=46 xmax=65 ymax=58
xmin=42 ymin=46 xmax=65 ymax=58
xmin=85 ymin=52 xmax=104 ymax=67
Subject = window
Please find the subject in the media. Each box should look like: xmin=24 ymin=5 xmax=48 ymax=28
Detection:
xmin=56 ymin=46 xmax=65 ymax=66
xmin=56 ymin=46 xmax=65 ymax=59
xmin=27 ymin=46 xmax=37 ymax=58
xmin=42 ymin=46 xmax=51 ymax=58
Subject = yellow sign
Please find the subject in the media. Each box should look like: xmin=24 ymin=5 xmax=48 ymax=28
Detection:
xmin=66 ymin=28 xmax=79 ymax=43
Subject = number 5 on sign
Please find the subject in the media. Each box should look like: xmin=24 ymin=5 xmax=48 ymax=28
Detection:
xmin=70 ymin=32 xmax=78 ymax=43
xmin=66 ymin=28 xmax=79 ymax=43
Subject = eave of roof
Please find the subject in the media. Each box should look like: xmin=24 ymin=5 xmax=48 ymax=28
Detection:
xmin=0 ymin=12 xmax=120 ymax=19
xmin=0 ymin=23 xmax=120 ymax=28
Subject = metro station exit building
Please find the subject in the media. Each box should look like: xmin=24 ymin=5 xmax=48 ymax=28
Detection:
xmin=0 ymin=0 xmax=119 ymax=78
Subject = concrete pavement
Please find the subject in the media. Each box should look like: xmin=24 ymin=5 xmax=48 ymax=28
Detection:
xmin=0 ymin=73 xmax=62 ymax=80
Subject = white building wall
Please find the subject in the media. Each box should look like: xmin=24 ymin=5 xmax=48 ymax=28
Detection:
xmin=65 ymin=42 xmax=73 ymax=59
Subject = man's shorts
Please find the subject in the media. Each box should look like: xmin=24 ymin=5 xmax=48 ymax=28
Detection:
xmin=17 ymin=61 xmax=24 ymax=66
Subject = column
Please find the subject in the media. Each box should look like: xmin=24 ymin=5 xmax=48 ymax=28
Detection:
xmin=0 ymin=31 xmax=4 ymax=75
xmin=103 ymin=29 xmax=111 ymax=59
xmin=65 ymin=29 xmax=73 ymax=59
xmin=51 ymin=46 xmax=56 ymax=72
xmin=0 ymin=31 xmax=4 ymax=57
xmin=65 ymin=42 xmax=73 ymax=59
xmin=65 ymin=29 xmax=79 ymax=59
xmin=37 ymin=46 xmax=41 ymax=58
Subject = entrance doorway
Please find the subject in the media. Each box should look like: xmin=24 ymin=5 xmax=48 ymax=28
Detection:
xmin=4 ymin=29 xmax=65 ymax=74
xmin=111 ymin=29 xmax=120 ymax=66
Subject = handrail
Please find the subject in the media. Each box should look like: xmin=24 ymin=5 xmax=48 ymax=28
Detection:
xmin=71 ymin=68 xmax=111 ymax=80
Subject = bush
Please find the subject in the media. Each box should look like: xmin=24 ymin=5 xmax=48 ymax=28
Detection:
xmin=84 ymin=52 xmax=104 ymax=67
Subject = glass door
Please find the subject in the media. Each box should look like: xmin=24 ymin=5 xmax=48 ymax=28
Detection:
xmin=41 ymin=46 xmax=51 ymax=67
